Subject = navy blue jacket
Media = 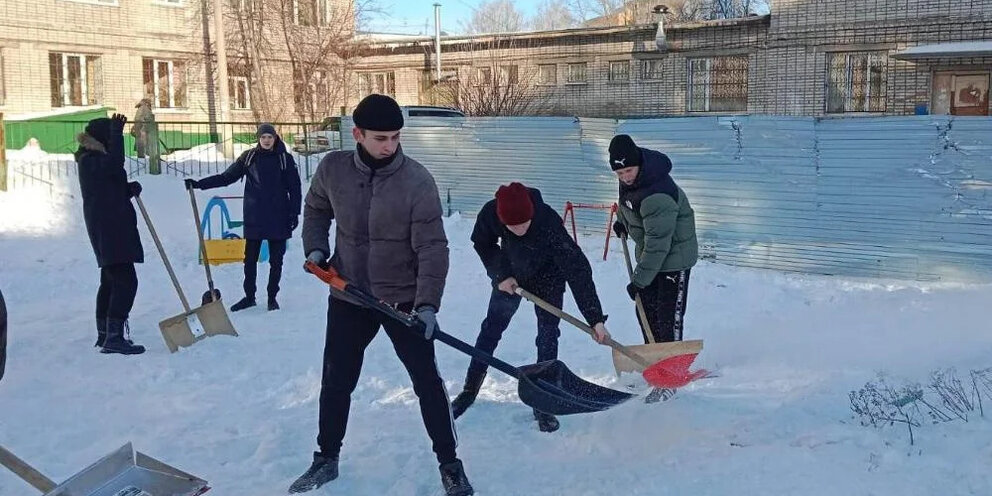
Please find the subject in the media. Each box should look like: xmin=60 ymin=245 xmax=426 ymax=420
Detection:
xmin=471 ymin=188 xmax=606 ymax=326
xmin=76 ymin=130 xmax=144 ymax=268
xmin=197 ymin=138 xmax=302 ymax=240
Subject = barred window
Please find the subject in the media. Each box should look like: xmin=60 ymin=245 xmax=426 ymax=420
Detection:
xmin=538 ymin=64 xmax=557 ymax=85
xmin=687 ymin=55 xmax=748 ymax=112
xmin=142 ymin=58 xmax=187 ymax=108
xmin=475 ymin=67 xmax=493 ymax=86
xmin=642 ymin=59 xmax=663 ymax=80
xmin=826 ymin=52 xmax=887 ymax=113
xmin=499 ymin=65 xmax=518 ymax=85
xmin=566 ymin=62 xmax=587 ymax=84
xmin=358 ymin=71 xmax=395 ymax=97
xmin=608 ymin=61 xmax=630 ymax=82
xmin=49 ymin=53 xmax=102 ymax=107
xmin=229 ymin=76 xmax=251 ymax=110
xmin=294 ymin=0 xmax=334 ymax=25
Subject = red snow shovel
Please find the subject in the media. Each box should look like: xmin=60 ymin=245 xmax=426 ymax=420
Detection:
xmin=515 ymin=288 xmax=710 ymax=390
xmin=305 ymin=262 xmax=635 ymax=415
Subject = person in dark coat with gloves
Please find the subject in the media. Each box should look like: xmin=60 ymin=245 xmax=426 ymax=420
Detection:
xmin=77 ymin=114 xmax=146 ymax=355
xmin=450 ymin=182 xmax=612 ymax=432
xmin=185 ymin=123 xmax=302 ymax=312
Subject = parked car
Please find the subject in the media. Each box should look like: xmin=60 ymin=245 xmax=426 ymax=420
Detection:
xmin=292 ymin=106 xmax=465 ymax=155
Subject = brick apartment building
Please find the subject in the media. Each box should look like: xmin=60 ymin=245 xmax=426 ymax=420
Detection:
xmin=0 ymin=0 xmax=989 ymax=122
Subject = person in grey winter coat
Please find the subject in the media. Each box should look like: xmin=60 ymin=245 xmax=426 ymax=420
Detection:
xmin=77 ymin=114 xmax=146 ymax=355
xmin=290 ymin=94 xmax=473 ymax=496
xmin=185 ymin=123 xmax=302 ymax=312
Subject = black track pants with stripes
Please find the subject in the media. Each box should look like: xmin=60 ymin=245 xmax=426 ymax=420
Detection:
xmin=316 ymin=295 xmax=458 ymax=465
xmin=636 ymin=269 xmax=691 ymax=343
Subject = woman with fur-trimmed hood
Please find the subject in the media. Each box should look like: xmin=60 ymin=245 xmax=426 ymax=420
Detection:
xmin=76 ymin=114 xmax=146 ymax=355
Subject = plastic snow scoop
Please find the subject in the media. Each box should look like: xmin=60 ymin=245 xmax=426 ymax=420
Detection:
xmin=304 ymin=261 xmax=635 ymax=415
xmin=187 ymin=187 xmax=222 ymax=306
xmin=134 ymin=195 xmax=237 ymax=353
xmin=515 ymin=287 xmax=708 ymax=388
xmin=0 ymin=442 xmax=209 ymax=496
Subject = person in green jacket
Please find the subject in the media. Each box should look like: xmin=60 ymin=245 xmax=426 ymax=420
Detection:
xmin=609 ymin=134 xmax=698 ymax=350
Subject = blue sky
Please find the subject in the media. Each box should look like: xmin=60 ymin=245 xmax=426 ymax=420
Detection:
xmin=364 ymin=0 xmax=543 ymax=35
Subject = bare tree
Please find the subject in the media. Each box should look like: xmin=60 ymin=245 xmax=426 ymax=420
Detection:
xmin=566 ymin=0 xmax=623 ymax=21
xmin=461 ymin=0 xmax=527 ymax=34
xmin=435 ymin=39 xmax=557 ymax=116
xmin=530 ymin=0 xmax=580 ymax=31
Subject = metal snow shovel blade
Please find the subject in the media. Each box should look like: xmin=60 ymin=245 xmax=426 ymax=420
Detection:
xmin=304 ymin=261 xmax=635 ymax=415
xmin=135 ymin=195 xmax=237 ymax=353
xmin=0 ymin=442 xmax=209 ymax=496
xmin=516 ymin=288 xmax=710 ymax=389
xmin=188 ymin=187 xmax=222 ymax=306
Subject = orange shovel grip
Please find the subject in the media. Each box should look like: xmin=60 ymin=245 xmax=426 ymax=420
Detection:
xmin=304 ymin=261 xmax=348 ymax=292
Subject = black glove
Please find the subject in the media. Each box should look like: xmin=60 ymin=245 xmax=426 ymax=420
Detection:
xmin=128 ymin=181 xmax=142 ymax=197
xmin=626 ymin=282 xmax=641 ymax=301
xmin=184 ymin=178 xmax=199 ymax=190
xmin=111 ymin=113 xmax=127 ymax=131
xmin=305 ymin=250 xmax=329 ymax=272
xmin=289 ymin=216 xmax=299 ymax=231
xmin=612 ymin=220 xmax=628 ymax=239
xmin=416 ymin=306 xmax=438 ymax=340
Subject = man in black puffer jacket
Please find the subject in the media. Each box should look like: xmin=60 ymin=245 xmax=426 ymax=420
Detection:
xmin=450 ymin=182 xmax=611 ymax=432
xmin=77 ymin=114 xmax=146 ymax=355
xmin=186 ymin=123 xmax=302 ymax=312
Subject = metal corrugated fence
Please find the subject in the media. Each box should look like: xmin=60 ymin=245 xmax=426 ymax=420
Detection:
xmin=347 ymin=115 xmax=992 ymax=282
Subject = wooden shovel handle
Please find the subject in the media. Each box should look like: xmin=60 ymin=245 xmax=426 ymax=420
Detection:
xmin=188 ymin=188 xmax=217 ymax=299
xmin=620 ymin=234 xmax=655 ymax=344
xmin=515 ymin=288 xmax=652 ymax=368
xmin=0 ymin=444 xmax=56 ymax=493
xmin=135 ymin=195 xmax=193 ymax=313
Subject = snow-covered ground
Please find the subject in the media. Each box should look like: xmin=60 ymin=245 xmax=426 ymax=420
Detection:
xmin=1 ymin=176 xmax=991 ymax=495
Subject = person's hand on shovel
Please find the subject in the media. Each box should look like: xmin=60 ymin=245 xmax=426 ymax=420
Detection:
xmin=497 ymin=277 xmax=519 ymax=295
xmin=591 ymin=322 xmax=610 ymax=344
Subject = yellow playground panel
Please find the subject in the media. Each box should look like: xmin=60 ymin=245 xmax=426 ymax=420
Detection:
xmin=199 ymin=196 xmax=269 ymax=265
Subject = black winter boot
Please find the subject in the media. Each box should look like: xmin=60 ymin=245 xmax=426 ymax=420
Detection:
xmin=230 ymin=296 xmax=256 ymax=312
xmin=95 ymin=317 xmax=107 ymax=348
xmin=451 ymin=371 xmax=486 ymax=419
xmin=267 ymin=296 xmax=280 ymax=311
xmin=101 ymin=319 xmax=145 ymax=355
xmin=645 ymin=387 xmax=677 ymax=404
xmin=288 ymin=452 xmax=339 ymax=493
xmin=439 ymin=460 xmax=474 ymax=496
xmin=533 ymin=409 xmax=560 ymax=433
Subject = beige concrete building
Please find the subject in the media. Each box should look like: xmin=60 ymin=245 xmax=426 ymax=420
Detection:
xmin=1 ymin=0 xmax=990 ymax=122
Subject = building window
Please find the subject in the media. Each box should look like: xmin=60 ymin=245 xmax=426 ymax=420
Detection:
xmin=826 ymin=52 xmax=887 ymax=113
xmin=294 ymin=0 xmax=334 ymax=25
xmin=229 ymin=76 xmax=251 ymax=110
xmin=49 ymin=53 xmax=102 ymax=107
xmin=0 ymin=49 xmax=6 ymax=106
xmin=358 ymin=71 xmax=395 ymax=98
xmin=499 ymin=65 xmax=518 ymax=85
xmin=537 ymin=64 xmax=557 ymax=85
xmin=59 ymin=0 xmax=117 ymax=5
xmin=153 ymin=0 xmax=183 ymax=5
xmin=566 ymin=62 xmax=587 ymax=84
xmin=142 ymin=58 xmax=187 ymax=108
xmin=608 ymin=60 xmax=630 ymax=82
xmin=474 ymin=66 xmax=493 ymax=86
xmin=687 ymin=55 xmax=748 ymax=112
xmin=642 ymin=59 xmax=663 ymax=80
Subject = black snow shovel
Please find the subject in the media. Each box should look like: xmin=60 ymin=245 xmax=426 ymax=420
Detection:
xmin=304 ymin=261 xmax=634 ymax=415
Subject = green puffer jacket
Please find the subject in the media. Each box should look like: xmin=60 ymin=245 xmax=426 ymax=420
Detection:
xmin=617 ymin=148 xmax=698 ymax=288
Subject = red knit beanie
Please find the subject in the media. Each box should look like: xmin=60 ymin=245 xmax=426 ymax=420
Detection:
xmin=495 ymin=182 xmax=534 ymax=226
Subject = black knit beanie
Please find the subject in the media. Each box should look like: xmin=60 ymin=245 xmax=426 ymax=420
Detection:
xmin=608 ymin=134 xmax=642 ymax=170
xmin=257 ymin=122 xmax=277 ymax=138
xmin=353 ymin=94 xmax=404 ymax=131
xmin=85 ymin=118 xmax=113 ymax=148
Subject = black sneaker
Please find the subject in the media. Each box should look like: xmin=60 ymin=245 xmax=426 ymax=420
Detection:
xmin=267 ymin=297 xmax=280 ymax=311
xmin=288 ymin=452 xmax=338 ymax=494
xmin=645 ymin=387 xmax=677 ymax=404
xmin=230 ymin=296 xmax=256 ymax=312
xmin=439 ymin=460 xmax=473 ymax=496
xmin=533 ymin=410 xmax=560 ymax=433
